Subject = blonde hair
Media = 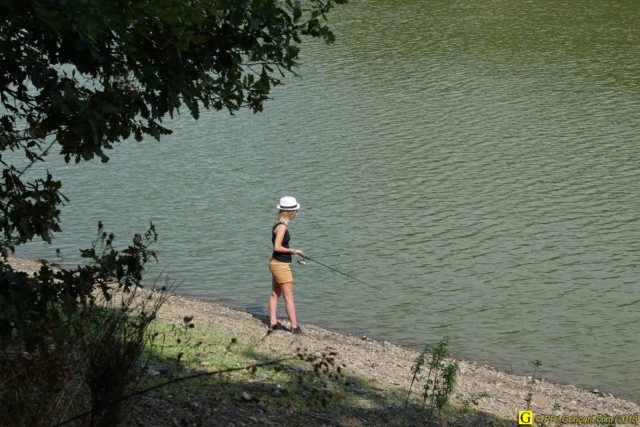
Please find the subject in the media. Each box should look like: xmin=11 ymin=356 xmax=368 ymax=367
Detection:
xmin=275 ymin=210 xmax=297 ymax=225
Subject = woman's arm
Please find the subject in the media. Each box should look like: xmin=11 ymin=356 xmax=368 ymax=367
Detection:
xmin=273 ymin=224 xmax=303 ymax=255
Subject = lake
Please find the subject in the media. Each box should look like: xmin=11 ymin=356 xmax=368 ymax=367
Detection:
xmin=18 ymin=0 xmax=640 ymax=400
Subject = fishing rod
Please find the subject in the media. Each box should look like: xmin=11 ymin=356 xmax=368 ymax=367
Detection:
xmin=297 ymin=254 xmax=378 ymax=289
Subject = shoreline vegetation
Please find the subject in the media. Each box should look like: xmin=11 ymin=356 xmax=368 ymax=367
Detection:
xmin=8 ymin=256 xmax=638 ymax=426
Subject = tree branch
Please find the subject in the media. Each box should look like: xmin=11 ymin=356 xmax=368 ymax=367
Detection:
xmin=54 ymin=354 xmax=298 ymax=426
xmin=18 ymin=138 xmax=57 ymax=176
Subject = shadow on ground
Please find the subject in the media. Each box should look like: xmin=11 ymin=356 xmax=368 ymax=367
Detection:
xmin=127 ymin=337 xmax=513 ymax=427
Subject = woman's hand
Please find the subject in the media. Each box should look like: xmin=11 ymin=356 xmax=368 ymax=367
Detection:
xmin=292 ymin=248 xmax=304 ymax=256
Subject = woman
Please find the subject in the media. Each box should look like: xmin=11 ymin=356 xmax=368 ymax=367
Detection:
xmin=268 ymin=196 xmax=303 ymax=334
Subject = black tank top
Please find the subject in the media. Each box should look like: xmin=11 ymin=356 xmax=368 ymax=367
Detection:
xmin=271 ymin=223 xmax=291 ymax=263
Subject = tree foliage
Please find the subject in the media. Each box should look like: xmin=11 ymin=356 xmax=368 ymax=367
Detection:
xmin=1 ymin=0 xmax=345 ymax=256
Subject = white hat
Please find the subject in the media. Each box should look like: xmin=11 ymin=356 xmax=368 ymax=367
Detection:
xmin=277 ymin=196 xmax=300 ymax=211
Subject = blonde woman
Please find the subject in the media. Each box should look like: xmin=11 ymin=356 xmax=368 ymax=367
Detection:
xmin=268 ymin=196 xmax=303 ymax=334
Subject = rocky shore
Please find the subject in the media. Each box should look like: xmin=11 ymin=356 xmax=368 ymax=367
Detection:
xmin=7 ymin=257 xmax=639 ymax=426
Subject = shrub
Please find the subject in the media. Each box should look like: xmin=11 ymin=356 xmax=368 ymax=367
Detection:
xmin=406 ymin=336 xmax=459 ymax=424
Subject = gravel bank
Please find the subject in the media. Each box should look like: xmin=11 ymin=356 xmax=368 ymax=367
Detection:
xmin=7 ymin=256 xmax=638 ymax=425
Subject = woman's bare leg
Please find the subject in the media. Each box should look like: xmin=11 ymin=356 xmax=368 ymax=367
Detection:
xmin=280 ymin=281 xmax=297 ymax=328
xmin=268 ymin=277 xmax=282 ymax=326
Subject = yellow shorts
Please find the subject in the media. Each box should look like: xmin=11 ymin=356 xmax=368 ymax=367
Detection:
xmin=269 ymin=258 xmax=293 ymax=285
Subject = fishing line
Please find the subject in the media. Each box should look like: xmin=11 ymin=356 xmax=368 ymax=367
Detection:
xmin=297 ymin=254 xmax=379 ymax=290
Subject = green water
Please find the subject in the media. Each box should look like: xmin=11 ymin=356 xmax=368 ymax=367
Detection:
xmin=19 ymin=1 xmax=640 ymax=399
